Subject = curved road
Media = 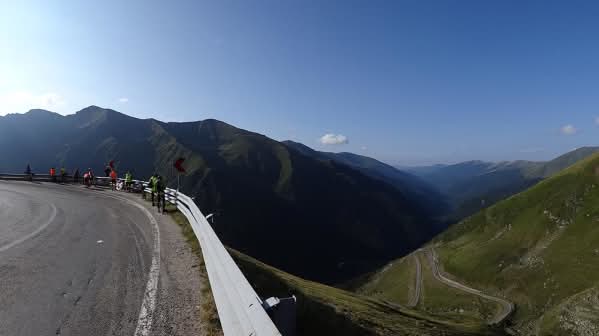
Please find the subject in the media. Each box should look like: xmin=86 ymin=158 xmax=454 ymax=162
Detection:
xmin=406 ymin=254 xmax=421 ymax=307
xmin=0 ymin=181 xmax=206 ymax=336
xmin=426 ymin=248 xmax=514 ymax=325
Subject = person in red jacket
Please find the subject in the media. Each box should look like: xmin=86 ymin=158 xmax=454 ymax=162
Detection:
xmin=50 ymin=167 xmax=56 ymax=183
xmin=110 ymin=169 xmax=118 ymax=191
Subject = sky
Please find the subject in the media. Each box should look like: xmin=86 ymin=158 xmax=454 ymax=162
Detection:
xmin=1 ymin=0 xmax=599 ymax=165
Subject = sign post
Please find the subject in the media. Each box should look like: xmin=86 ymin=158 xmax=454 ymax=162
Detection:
xmin=174 ymin=157 xmax=186 ymax=195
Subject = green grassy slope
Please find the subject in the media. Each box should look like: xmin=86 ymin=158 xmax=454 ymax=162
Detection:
xmin=357 ymin=256 xmax=416 ymax=306
xmin=434 ymin=152 xmax=599 ymax=333
xmin=358 ymin=251 xmax=502 ymax=329
xmin=527 ymin=147 xmax=599 ymax=178
xmin=359 ymin=153 xmax=599 ymax=335
xmin=231 ymin=249 xmax=500 ymax=336
xmin=417 ymin=252 xmax=501 ymax=323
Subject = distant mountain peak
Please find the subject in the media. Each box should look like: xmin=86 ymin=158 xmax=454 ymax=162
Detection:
xmin=76 ymin=105 xmax=118 ymax=116
xmin=26 ymin=108 xmax=54 ymax=114
xmin=24 ymin=109 xmax=61 ymax=117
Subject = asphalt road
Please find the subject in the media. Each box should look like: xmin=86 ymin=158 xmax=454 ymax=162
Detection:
xmin=406 ymin=254 xmax=421 ymax=308
xmin=426 ymin=247 xmax=514 ymax=325
xmin=0 ymin=181 xmax=206 ymax=336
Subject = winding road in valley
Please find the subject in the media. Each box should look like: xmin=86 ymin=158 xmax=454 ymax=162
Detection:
xmin=0 ymin=181 xmax=206 ymax=336
xmin=424 ymin=247 xmax=514 ymax=324
xmin=406 ymin=254 xmax=421 ymax=307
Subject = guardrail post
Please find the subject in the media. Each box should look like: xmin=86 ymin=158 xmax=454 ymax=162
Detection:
xmin=263 ymin=296 xmax=297 ymax=336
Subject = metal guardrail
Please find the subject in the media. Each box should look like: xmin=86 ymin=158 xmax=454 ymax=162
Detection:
xmin=173 ymin=191 xmax=284 ymax=336
xmin=136 ymin=182 xmax=287 ymax=335
xmin=0 ymin=173 xmax=292 ymax=336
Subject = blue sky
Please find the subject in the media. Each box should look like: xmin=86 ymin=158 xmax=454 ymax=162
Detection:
xmin=1 ymin=0 xmax=598 ymax=165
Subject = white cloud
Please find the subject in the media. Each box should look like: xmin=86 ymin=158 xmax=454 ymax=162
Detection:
xmin=360 ymin=145 xmax=368 ymax=151
xmin=118 ymin=97 xmax=129 ymax=103
xmin=0 ymin=91 xmax=65 ymax=115
xmin=319 ymin=133 xmax=349 ymax=145
xmin=560 ymin=124 xmax=577 ymax=135
xmin=595 ymin=117 xmax=599 ymax=126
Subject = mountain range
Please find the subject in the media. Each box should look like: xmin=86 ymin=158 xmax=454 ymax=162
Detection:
xmin=0 ymin=106 xmax=438 ymax=283
xmin=404 ymin=146 xmax=599 ymax=220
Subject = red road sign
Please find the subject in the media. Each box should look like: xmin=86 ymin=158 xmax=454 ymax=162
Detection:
xmin=174 ymin=158 xmax=186 ymax=173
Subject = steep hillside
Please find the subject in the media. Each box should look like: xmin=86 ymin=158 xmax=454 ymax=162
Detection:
xmin=0 ymin=106 xmax=438 ymax=284
xmin=231 ymin=249 xmax=500 ymax=336
xmin=158 ymin=120 xmax=437 ymax=283
xmin=405 ymin=149 xmax=599 ymax=220
xmin=283 ymin=141 xmax=450 ymax=221
xmin=435 ymin=152 xmax=599 ymax=334
xmin=361 ymin=153 xmax=599 ymax=335
xmin=529 ymin=146 xmax=599 ymax=178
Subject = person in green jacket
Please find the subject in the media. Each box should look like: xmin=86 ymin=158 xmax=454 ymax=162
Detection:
xmin=125 ymin=171 xmax=133 ymax=192
xmin=156 ymin=175 xmax=166 ymax=213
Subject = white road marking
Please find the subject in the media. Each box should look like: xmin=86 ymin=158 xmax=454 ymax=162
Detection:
xmin=0 ymin=202 xmax=57 ymax=253
xmin=99 ymin=193 xmax=161 ymax=336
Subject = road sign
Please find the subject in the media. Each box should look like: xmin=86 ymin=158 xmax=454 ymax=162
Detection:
xmin=174 ymin=158 xmax=186 ymax=173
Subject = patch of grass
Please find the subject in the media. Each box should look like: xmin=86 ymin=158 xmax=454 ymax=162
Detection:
xmin=357 ymin=255 xmax=415 ymax=306
xmin=169 ymin=211 xmax=223 ymax=336
xmin=538 ymin=286 xmax=599 ymax=335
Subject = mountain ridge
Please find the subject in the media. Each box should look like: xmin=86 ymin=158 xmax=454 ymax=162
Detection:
xmin=404 ymin=147 xmax=599 ymax=220
xmin=0 ymin=106 xmax=438 ymax=284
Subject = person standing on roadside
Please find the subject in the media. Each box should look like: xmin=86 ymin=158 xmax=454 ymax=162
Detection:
xmin=50 ymin=167 xmax=56 ymax=182
xmin=110 ymin=169 xmax=118 ymax=191
xmin=149 ymin=174 xmax=158 ymax=206
xmin=25 ymin=164 xmax=33 ymax=182
xmin=125 ymin=171 xmax=133 ymax=192
xmin=60 ymin=167 xmax=66 ymax=183
xmin=156 ymin=175 xmax=166 ymax=213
